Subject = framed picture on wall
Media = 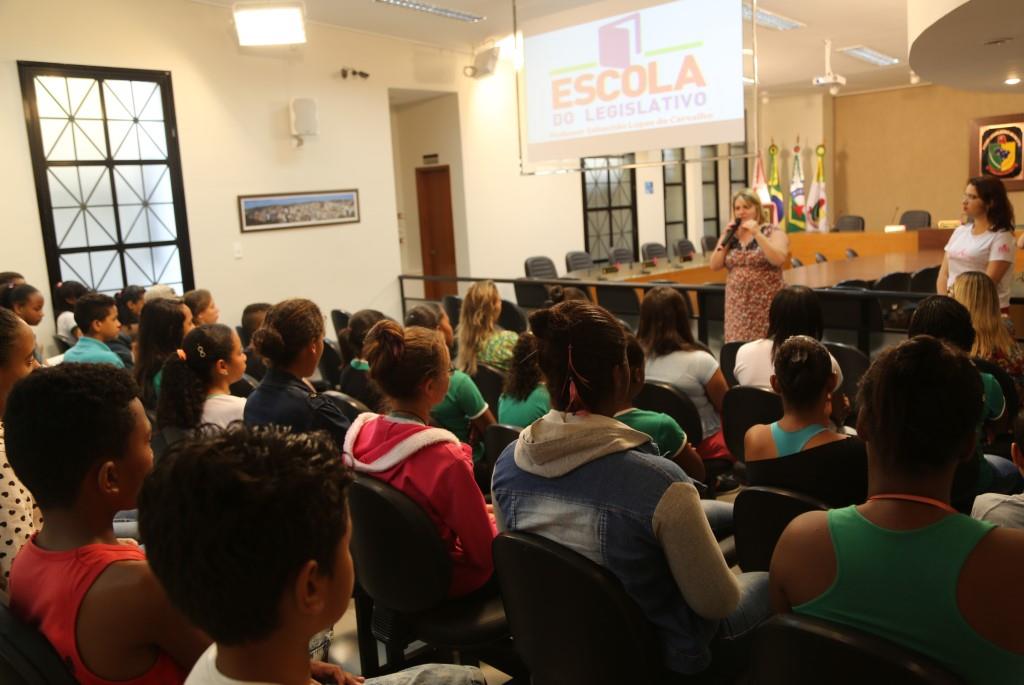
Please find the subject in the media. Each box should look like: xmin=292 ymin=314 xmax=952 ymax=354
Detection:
xmin=238 ymin=189 xmax=360 ymax=232
xmin=969 ymin=114 xmax=1024 ymax=191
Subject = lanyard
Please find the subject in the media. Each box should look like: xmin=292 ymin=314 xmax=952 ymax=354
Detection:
xmin=867 ymin=493 xmax=957 ymax=514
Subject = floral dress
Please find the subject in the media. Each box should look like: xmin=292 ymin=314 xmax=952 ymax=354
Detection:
xmin=477 ymin=330 xmax=519 ymax=373
xmin=723 ymin=224 xmax=785 ymax=343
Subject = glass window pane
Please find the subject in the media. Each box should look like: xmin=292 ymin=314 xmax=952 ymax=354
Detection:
xmin=730 ymin=158 xmax=746 ymax=180
xmin=665 ymin=189 xmax=684 ymax=223
xmin=35 ymin=76 xmax=70 ymax=119
xmin=67 ymin=78 xmax=102 ymax=120
xmin=666 ymin=221 xmax=686 ymax=248
xmin=662 ymin=148 xmax=681 ymax=162
xmin=72 ymin=120 xmax=107 ymax=160
xmin=664 ymin=163 xmax=682 ymax=184
xmin=146 ymin=204 xmax=178 ymax=242
xmin=611 ymin=209 xmax=634 ymax=250
xmin=53 ymin=208 xmax=87 ymax=249
xmin=610 ymin=168 xmax=631 ymax=206
xmin=703 ymin=185 xmax=718 ymax=219
xmin=125 ymin=246 xmax=155 ymax=285
xmin=60 ymin=252 xmax=93 ymax=286
xmin=704 ymin=220 xmax=719 ymax=236
xmin=91 ymin=250 xmax=123 ymax=292
xmin=702 ymin=161 xmax=716 ymax=178
xmin=40 ymin=119 xmax=75 ymax=161
xmin=586 ymin=170 xmax=609 ymax=208
xmin=84 ymin=206 xmax=118 ymax=246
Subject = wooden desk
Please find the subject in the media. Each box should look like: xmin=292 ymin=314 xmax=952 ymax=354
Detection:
xmin=784 ymin=251 xmax=944 ymax=288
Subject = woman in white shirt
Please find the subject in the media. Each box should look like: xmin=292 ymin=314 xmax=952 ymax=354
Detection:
xmin=156 ymin=323 xmax=248 ymax=430
xmin=638 ymin=286 xmax=732 ymax=461
xmin=937 ymin=176 xmax=1017 ymax=311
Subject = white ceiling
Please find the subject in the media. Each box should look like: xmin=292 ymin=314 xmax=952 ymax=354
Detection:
xmin=204 ymin=0 xmax=920 ymax=96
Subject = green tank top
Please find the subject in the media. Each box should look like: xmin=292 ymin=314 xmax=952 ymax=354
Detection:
xmin=795 ymin=506 xmax=1023 ymax=683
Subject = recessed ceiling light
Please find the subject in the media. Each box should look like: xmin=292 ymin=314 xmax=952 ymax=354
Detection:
xmin=741 ymin=4 xmax=804 ymax=31
xmin=838 ymin=45 xmax=899 ymax=67
xmin=233 ymin=3 xmax=306 ymax=46
xmin=374 ymin=0 xmax=484 ymax=23
xmin=1006 ymin=77 xmax=1022 ymax=86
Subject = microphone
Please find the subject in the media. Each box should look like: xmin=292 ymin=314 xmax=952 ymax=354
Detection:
xmin=721 ymin=221 xmax=739 ymax=245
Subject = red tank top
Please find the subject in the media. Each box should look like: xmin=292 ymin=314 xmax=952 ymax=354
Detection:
xmin=9 ymin=534 xmax=187 ymax=685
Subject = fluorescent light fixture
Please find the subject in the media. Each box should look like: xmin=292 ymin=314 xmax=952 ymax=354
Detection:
xmin=742 ymin=4 xmax=804 ymax=31
xmin=839 ymin=45 xmax=899 ymax=67
xmin=1006 ymin=76 xmax=1022 ymax=85
xmin=233 ymin=3 xmax=306 ymax=46
xmin=374 ymin=0 xmax=485 ymax=23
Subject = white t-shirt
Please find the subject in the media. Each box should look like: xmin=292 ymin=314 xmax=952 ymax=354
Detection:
xmin=971 ymin=492 xmax=1024 ymax=529
xmin=56 ymin=310 xmax=77 ymax=343
xmin=733 ymin=338 xmax=844 ymax=391
xmin=201 ymin=394 xmax=246 ymax=428
xmin=186 ymin=645 xmax=274 ymax=685
xmin=944 ymin=224 xmax=1016 ymax=309
xmin=645 ymin=348 xmax=721 ymax=438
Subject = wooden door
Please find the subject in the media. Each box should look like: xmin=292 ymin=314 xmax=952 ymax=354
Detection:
xmin=415 ymin=166 xmax=457 ymax=300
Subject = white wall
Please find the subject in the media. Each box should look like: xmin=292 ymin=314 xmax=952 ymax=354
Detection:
xmin=757 ymin=92 xmax=835 ymax=209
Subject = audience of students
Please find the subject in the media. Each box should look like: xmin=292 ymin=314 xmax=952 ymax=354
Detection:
xmin=347 ymin=319 xmax=497 ymax=598
xmin=243 ymin=298 xmax=349 ymax=447
xmin=63 ymin=293 xmax=125 ymax=368
xmin=135 ymin=297 xmax=194 ymax=410
xmin=53 ymin=280 xmax=88 ymax=345
xmin=770 ymin=335 xmax=1024 ymax=682
xmin=0 ymin=308 xmax=40 ymax=603
xmin=497 ymin=332 xmax=550 ymax=427
xmin=183 ymin=289 xmax=220 ymax=325
xmin=456 ymin=280 xmax=518 ymax=374
xmin=158 ymin=324 xmax=248 ymax=430
xmin=638 ymin=286 xmax=731 ymax=461
xmin=338 ymin=308 xmax=388 ymax=412
xmin=239 ymin=301 xmax=271 ymax=380
xmin=492 ymin=300 xmax=769 ymax=677
xmin=973 ymin=410 xmax=1024 ymax=528
xmin=109 ymin=285 xmax=146 ymax=367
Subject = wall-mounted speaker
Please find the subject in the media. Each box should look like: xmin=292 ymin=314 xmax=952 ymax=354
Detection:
xmin=290 ymin=97 xmax=319 ymax=137
xmin=466 ymin=47 xmax=500 ymax=79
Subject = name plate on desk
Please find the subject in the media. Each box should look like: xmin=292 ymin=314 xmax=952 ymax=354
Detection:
xmin=602 ymin=265 xmax=620 ymax=274
xmin=642 ymin=260 xmax=657 ymax=268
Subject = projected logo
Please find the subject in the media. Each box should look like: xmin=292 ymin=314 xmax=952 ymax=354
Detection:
xmin=598 ymin=14 xmax=641 ymax=69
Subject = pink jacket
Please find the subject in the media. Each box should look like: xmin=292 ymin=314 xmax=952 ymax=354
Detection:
xmin=344 ymin=414 xmax=496 ymax=597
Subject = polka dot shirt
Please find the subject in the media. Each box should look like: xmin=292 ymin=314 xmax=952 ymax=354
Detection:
xmin=0 ymin=423 xmax=42 ymax=605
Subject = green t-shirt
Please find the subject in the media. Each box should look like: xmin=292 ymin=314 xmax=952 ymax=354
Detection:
xmin=498 ymin=385 xmax=550 ymax=428
xmin=974 ymin=371 xmax=1006 ymax=492
xmin=615 ymin=408 xmax=686 ymax=459
xmin=431 ymin=370 xmax=488 ymax=461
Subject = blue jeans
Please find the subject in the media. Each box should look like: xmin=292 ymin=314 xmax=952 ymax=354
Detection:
xmin=984 ymin=454 xmax=1024 ymax=495
xmin=718 ymin=571 xmax=771 ymax=640
xmin=701 ymin=500 xmax=734 ymax=539
xmin=366 ymin=665 xmax=486 ymax=685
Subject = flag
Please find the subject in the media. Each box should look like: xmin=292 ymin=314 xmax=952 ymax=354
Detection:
xmin=787 ymin=145 xmax=806 ymax=233
xmin=806 ymin=144 xmax=829 ymax=232
xmin=767 ymin=144 xmax=784 ymax=225
xmin=752 ymin=153 xmax=771 ymax=211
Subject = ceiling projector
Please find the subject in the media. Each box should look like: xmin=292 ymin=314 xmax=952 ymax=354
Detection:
xmin=812 ymin=39 xmax=846 ymax=96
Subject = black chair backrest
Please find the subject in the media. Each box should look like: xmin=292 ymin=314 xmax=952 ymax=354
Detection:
xmin=834 ymin=279 xmax=872 ymax=289
xmin=234 ymin=324 xmax=250 ymax=349
xmin=513 ymin=279 xmax=550 ymax=309
xmin=817 ymin=289 xmax=884 ymax=332
xmin=845 ymin=248 xmax=858 ymax=259
xmin=348 ymin=475 xmax=451 ymax=613
xmin=497 ymin=300 xmax=528 ymax=334
xmin=525 ymin=256 xmax=558 ymax=279
xmin=640 ymin=242 xmax=667 ymax=260
xmin=52 ymin=336 xmax=71 ymax=354
xmin=899 ymin=210 xmax=932 ymax=230
xmin=331 ymin=309 xmax=351 ymax=336
xmin=910 ymin=265 xmax=940 ymax=293
xmin=442 ymin=294 xmax=462 ymax=331
xmin=701 ymin=235 xmax=718 ymax=254
xmin=594 ymin=285 xmax=641 ymax=317
xmin=872 ymin=272 xmax=911 ymax=292
xmin=824 ymin=343 xmax=869 ymax=424
xmin=323 ymin=390 xmax=371 ymax=423
xmin=734 ymin=486 xmax=828 ymax=572
xmin=482 ymin=424 xmax=521 ymax=487
xmin=698 ymin=284 xmax=725 ymax=323
xmin=675 ymin=239 xmax=696 ymax=259
xmin=472 ymin=363 xmax=506 ymax=416
xmin=833 ymin=215 xmax=865 ymax=232
xmin=719 ymin=340 xmax=746 ymax=387
xmin=973 ymin=357 xmax=1020 ymax=416
xmin=752 ymin=614 xmax=965 ymax=685
xmin=634 ymin=381 xmax=703 ymax=445
xmin=609 ymin=246 xmax=632 ymax=264
xmin=791 ymin=257 xmax=804 ymax=268
xmin=815 ymin=252 xmax=828 ymax=263
xmin=318 ymin=339 xmax=343 ymax=389
xmin=565 ymin=251 xmax=594 ymax=273
xmin=492 ymin=532 xmax=663 ymax=685
xmin=722 ymin=386 xmax=783 ymax=463
xmin=229 ymin=373 xmax=258 ymax=399
xmin=0 ymin=603 xmax=77 ymax=684
xmin=746 ymin=438 xmax=868 ymax=508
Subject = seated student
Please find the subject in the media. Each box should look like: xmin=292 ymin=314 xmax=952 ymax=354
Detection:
xmin=338 ymin=309 xmax=388 ymax=412
xmin=135 ymin=297 xmax=194 ymax=410
xmin=456 ymin=280 xmax=518 ymax=374
xmin=616 ymin=333 xmax=706 ymax=482
xmin=183 ymin=289 xmax=220 ymax=325
xmin=0 ymin=283 xmax=44 ymax=328
xmin=770 ymin=336 xmax=1024 ymax=681
xmin=0 ymin=272 xmax=25 ymax=289
xmin=243 ymin=299 xmax=349 ymax=447
xmin=492 ymin=301 xmax=770 ymax=677
xmin=240 ymin=302 xmax=271 ymax=380
xmin=346 ymin=320 xmax=497 ymax=598
xmin=4 ymin=364 xmax=208 ymax=683
xmin=145 ymin=284 xmax=177 ymax=302
xmin=744 ymin=335 xmax=849 ymax=461
xmin=908 ymin=295 xmax=1021 ymax=504
xmin=547 ymin=284 xmax=589 ymax=305
xmin=110 ymin=285 xmax=146 ymax=368
xmin=497 ymin=333 xmax=550 ymax=427
xmin=140 ymin=425 xmax=486 ymax=685
xmin=973 ymin=410 xmax=1024 ymax=527
xmin=158 ymin=324 xmax=248 ymax=430
xmin=54 ymin=280 xmax=89 ymax=346
xmin=0 ymin=308 xmax=41 ymax=603
xmin=63 ymin=293 xmax=125 ymax=368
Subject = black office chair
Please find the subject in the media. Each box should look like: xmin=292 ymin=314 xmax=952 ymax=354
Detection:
xmin=497 ymin=300 xmax=527 ymax=334
xmin=492 ymin=531 xmax=665 ymax=685
xmin=675 ymin=239 xmax=697 ymax=260
xmin=331 ymin=309 xmax=352 ymax=337
xmin=720 ymin=341 xmax=746 ymax=387
xmin=746 ymin=438 xmax=868 ymax=508
xmin=791 ymin=257 xmax=804 ymax=268
xmin=833 ymin=215 xmax=865 ymax=232
xmin=722 ymin=386 xmax=783 ymax=463
xmin=0 ymin=603 xmax=77 ymax=684
xmin=480 ymin=424 xmax=521 ymax=494
xmin=873 ymin=272 xmax=912 ymax=328
xmin=634 ymin=381 xmax=703 ymax=446
xmin=524 ymin=256 xmax=558 ymax=279
xmin=899 ymin=210 xmax=932 ymax=230
xmin=845 ymin=248 xmax=858 ymax=259
xmin=318 ymin=339 xmax=343 ymax=389
xmin=229 ymin=373 xmax=258 ymax=399
xmin=323 ymin=390 xmax=371 ymax=423
xmin=52 ymin=336 xmax=71 ymax=354
xmin=815 ymin=252 xmax=828 ymax=264
xmin=910 ymin=265 xmax=940 ymax=293
xmin=565 ymin=251 xmax=594 ymax=273
xmin=594 ymin=285 xmax=641 ymax=331
xmin=348 ymin=476 xmax=508 ymax=670
xmin=442 ymin=295 xmax=462 ymax=331
xmin=734 ymin=486 xmax=828 ymax=572
xmin=609 ymin=246 xmax=632 ymax=264
xmin=834 ymin=279 xmax=872 ymax=289
xmin=640 ymin=242 xmax=668 ymax=261
xmin=824 ymin=343 xmax=869 ymax=426
xmin=701 ymin=235 xmax=718 ymax=254
xmin=752 ymin=613 xmax=965 ymax=685
xmin=471 ymin=363 xmax=506 ymax=417
xmin=513 ymin=278 xmax=551 ymax=309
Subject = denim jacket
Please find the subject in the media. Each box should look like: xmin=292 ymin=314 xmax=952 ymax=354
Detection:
xmin=491 ymin=411 xmax=739 ymax=674
xmin=243 ymin=368 xmax=350 ymax=446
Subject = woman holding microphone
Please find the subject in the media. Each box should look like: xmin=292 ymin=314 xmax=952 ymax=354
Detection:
xmin=710 ymin=189 xmax=791 ymax=342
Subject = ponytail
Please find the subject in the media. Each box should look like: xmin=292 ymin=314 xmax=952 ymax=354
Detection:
xmin=364 ymin=320 xmax=447 ymax=402
xmin=156 ymin=324 xmax=234 ymax=429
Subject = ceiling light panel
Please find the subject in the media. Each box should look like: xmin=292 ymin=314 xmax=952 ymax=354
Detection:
xmin=374 ymin=0 xmax=485 ymax=23
xmin=741 ymin=4 xmax=804 ymax=31
xmin=233 ymin=3 xmax=307 ymax=46
xmin=839 ymin=45 xmax=900 ymax=67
